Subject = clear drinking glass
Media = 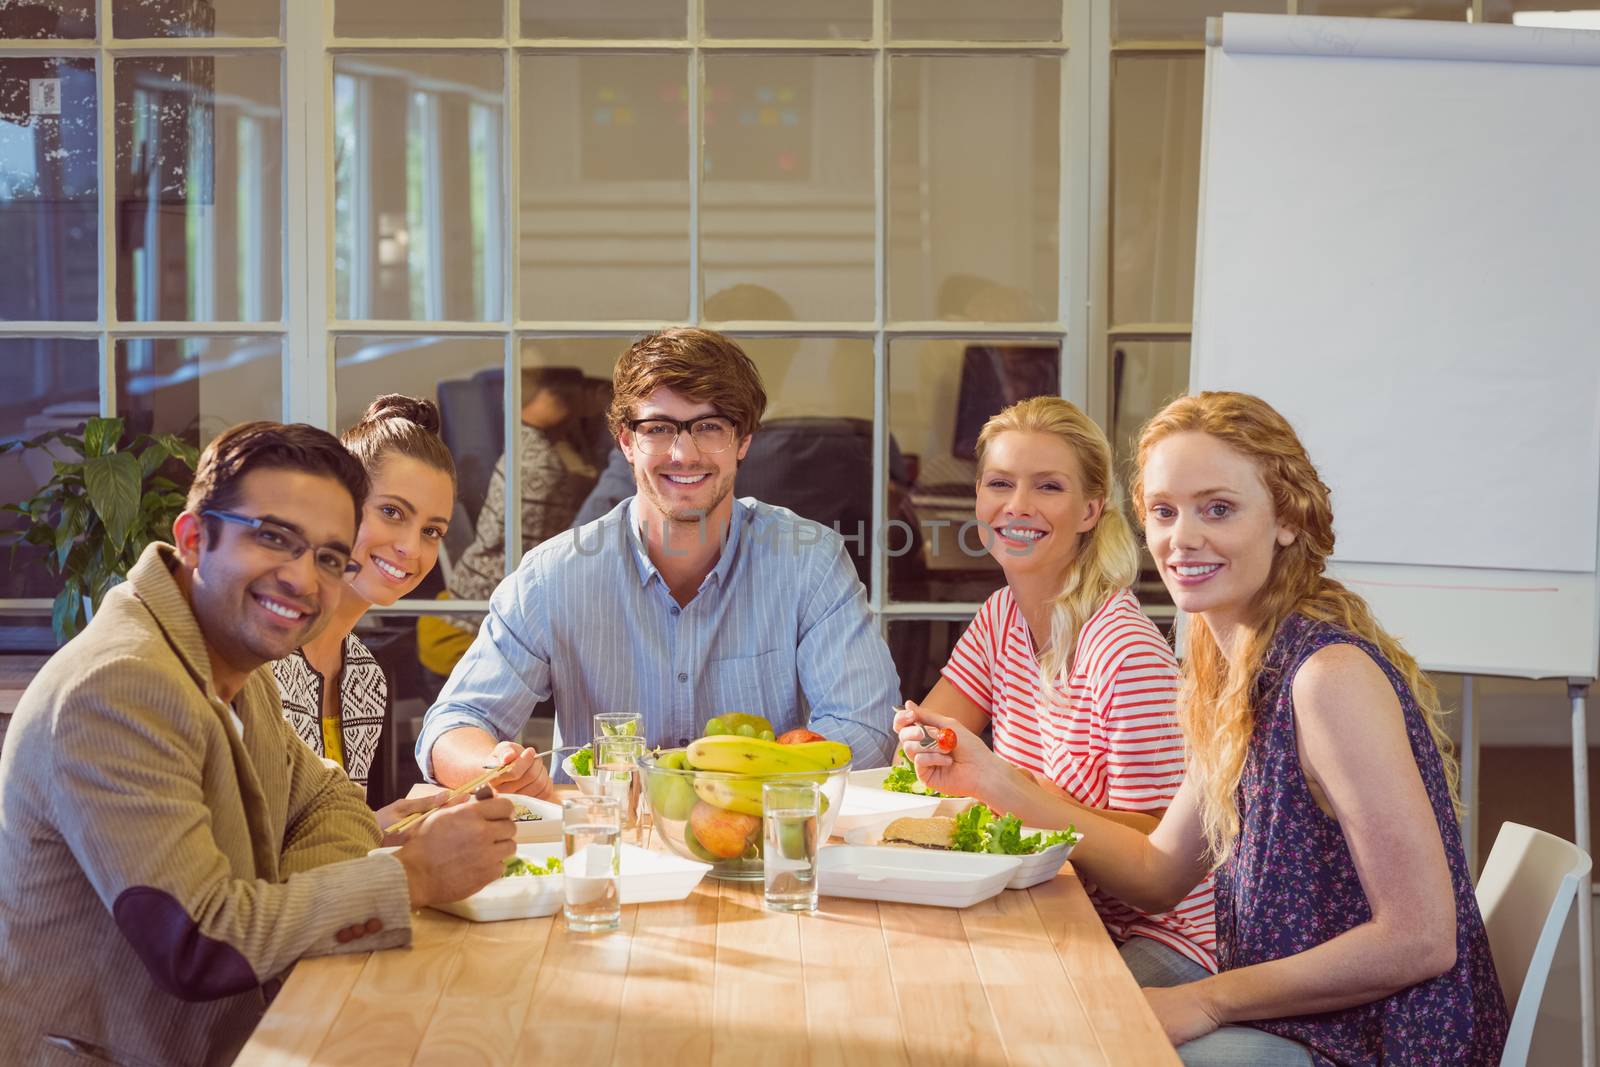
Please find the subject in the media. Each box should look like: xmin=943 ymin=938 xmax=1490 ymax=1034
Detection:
xmin=562 ymin=795 xmax=622 ymax=932
xmin=595 ymin=734 xmax=648 ymax=845
xmin=762 ymin=781 xmax=821 ymax=913
xmin=593 ymin=711 xmax=644 ymax=741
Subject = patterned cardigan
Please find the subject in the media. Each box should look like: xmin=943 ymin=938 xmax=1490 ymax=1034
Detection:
xmin=274 ymin=634 xmax=387 ymax=790
xmin=0 ymin=544 xmax=413 ymax=1067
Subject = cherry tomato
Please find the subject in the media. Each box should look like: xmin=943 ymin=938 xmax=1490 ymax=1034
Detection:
xmin=935 ymin=728 xmax=957 ymax=753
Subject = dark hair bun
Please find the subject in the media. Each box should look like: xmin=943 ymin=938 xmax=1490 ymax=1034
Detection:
xmin=361 ymin=393 xmax=440 ymax=434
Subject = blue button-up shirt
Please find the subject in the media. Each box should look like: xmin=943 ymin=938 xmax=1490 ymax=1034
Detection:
xmin=417 ymin=496 xmax=900 ymax=777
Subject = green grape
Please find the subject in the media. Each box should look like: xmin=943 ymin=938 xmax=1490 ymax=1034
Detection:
xmin=704 ymin=717 xmax=727 ymax=736
xmin=735 ymin=723 xmax=757 ymax=738
xmin=758 ymin=729 xmax=775 ymax=741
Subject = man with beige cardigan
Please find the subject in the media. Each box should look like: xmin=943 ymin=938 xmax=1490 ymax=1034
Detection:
xmin=0 ymin=422 xmax=515 ymax=1067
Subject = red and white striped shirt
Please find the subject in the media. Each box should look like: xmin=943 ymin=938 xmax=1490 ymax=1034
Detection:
xmin=942 ymin=586 xmax=1217 ymax=972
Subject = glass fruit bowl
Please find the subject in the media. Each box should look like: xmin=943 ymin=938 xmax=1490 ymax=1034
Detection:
xmin=639 ymin=753 xmax=850 ymax=881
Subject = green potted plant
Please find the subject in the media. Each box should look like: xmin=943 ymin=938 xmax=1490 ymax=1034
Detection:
xmin=1 ymin=416 xmax=198 ymax=644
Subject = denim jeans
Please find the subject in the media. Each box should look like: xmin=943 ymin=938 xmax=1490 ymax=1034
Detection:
xmin=1119 ymin=937 xmax=1315 ymax=1067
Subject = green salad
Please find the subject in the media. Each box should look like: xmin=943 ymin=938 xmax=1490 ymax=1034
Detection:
xmin=502 ymin=855 xmax=563 ymax=878
xmin=882 ymin=760 xmax=954 ymax=798
xmin=952 ymin=804 xmax=1078 ymax=856
xmin=568 ymin=746 xmax=594 ymax=777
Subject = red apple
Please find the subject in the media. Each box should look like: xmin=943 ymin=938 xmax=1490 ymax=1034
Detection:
xmin=776 ymin=728 xmax=827 ymax=745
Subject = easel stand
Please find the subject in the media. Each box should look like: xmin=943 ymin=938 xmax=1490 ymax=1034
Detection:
xmin=1574 ymin=679 xmax=1594 ymax=1067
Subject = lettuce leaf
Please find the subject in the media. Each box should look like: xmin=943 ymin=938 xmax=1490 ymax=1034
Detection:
xmin=882 ymin=759 xmax=952 ymax=798
xmin=570 ymin=746 xmax=593 ymax=777
xmin=949 ymin=804 xmax=1079 ymax=855
xmin=502 ymin=855 xmax=563 ymax=878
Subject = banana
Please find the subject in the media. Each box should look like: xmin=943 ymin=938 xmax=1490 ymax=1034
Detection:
xmin=685 ymin=734 xmax=850 ymax=775
xmin=782 ymin=739 xmax=852 ymax=770
xmin=692 ymin=776 xmax=765 ymax=817
xmin=692 ymin=776 xmax=831 ymax=818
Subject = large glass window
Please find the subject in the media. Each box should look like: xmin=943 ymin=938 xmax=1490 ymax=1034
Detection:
xmin=0 ymin=56 xmax=99 ymax=321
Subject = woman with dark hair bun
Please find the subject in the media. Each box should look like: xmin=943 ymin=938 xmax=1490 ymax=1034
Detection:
xmin=273 ymin=394 xmax=456 ymax=805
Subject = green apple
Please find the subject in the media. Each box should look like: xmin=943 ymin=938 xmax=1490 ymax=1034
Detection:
xmin=645 ymin=750 xmax=698 ymax=822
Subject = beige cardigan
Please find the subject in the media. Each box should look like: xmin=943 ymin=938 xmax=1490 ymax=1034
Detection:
xmin=0 ymin=544 xmax=413 ymax=1067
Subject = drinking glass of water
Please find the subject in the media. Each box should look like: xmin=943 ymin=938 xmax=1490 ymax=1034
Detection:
xmin=593 ymin=712 xmax=644 ymax=742
xmin=562 ymin=794 xmax=622 ymax=932
xmin=762 ymin=781 xmax=820 ymax=913
xmin=595 ymin=733 xmax=648 ymax=844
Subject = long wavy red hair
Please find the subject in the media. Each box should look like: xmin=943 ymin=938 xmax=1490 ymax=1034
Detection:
xmin=1130 ymin=391 xmax=1459 ymax=863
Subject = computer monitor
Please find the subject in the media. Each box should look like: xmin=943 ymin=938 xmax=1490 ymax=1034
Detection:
xmin=951 ymin=344 xmax=1061 ymax=460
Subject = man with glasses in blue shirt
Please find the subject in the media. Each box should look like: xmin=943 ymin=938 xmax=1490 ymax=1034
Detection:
xmin=420 ymin=327 xmax=900 ymax=795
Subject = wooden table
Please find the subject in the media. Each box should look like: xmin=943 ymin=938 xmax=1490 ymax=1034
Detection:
xmin=235 ymin=856 xmax=1179 ymax=1067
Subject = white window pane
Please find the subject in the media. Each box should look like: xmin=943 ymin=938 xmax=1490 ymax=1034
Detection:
xmin=1300 ymin=0 xmax=1468 ymax=18
xmin=333 ymin=334 xmax=502 ymax=437
xmin=702 ymin=55 xmax=873 ymax=323
xmin=889 ymin=55 xmax=1060 ymax=323
xmin=0 ymin=337 xmax=98 ymax=600
xmin=115 ymin=335 xmax=283 ymax=442
xmin=1111 ymin=55 xmax=1202 ymax=326
xmin=115 ymin=54 xmax=284 ymax=323
xmin=0 ymin=56 xmax=98 ymax=321
xmin=521 ymin=0 xmax=686 ymax=39
xmin=888 ymin=338 xmax=1060 ymax=603
xmin=113 ymin=0 xmax=280 ymax=38
xmin=705 ymin=0 xmax=872 ymax=39
xmin=1 ymin=1 xmax=94 ymax=38
xmin=1113 ymin=0 xmax=1280 ymax=42
xmin=336 ymin=0 xmax=502 ymax=38
xmin=1110 ymin=339 xmax=1189 ymax=465
xmin=890 ymin=0 xmax=1062 ymax=41
xmin=333 ymin=54 xmax=505 ymax=321
xmin=519 ymin=53 xmax=689 ymax=322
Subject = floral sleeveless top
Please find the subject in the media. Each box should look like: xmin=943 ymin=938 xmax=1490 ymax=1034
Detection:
xmin=1213 ymin=614 xmax=1508 ymax=1066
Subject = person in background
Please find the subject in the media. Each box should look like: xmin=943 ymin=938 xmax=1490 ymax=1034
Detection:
xmin=0 ymin=421 xmax=513 ymax=1067
xmin=901 ymin=392 xmax=1508 ymax=1065
xmin=895 ymin=396 xmax=1214 ymax=975
xmin=447 ymin=366 xmax=599 ymax=603
xmin=418 ymin=327 xmax=901 ymax=795
xmin=417 ymin=367 xmax=600 ymax=677
xmin=273 ymin=394 xmax=455 ymax=800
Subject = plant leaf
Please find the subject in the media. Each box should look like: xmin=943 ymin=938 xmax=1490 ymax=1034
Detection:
xmin=83 ymin=451 xmax=141 ymax=553
xmin=137 ymin=441 xmax=170 ymax=480
xmin=82 ymin=417 xmax=124 ymax=459
xmin=152 ymin=432 xmax=199 ymax=470
xmin=54 ymin=497 xmax=89 ymax=570
xmin=52 ymin=582 xmax=83 ymax=644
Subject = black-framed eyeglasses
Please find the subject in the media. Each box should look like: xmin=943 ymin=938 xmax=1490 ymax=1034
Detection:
xmin=626 ymin=415 xmax=738 ymax=456
xmin=202 ymin=510 xmax=360 ymax=581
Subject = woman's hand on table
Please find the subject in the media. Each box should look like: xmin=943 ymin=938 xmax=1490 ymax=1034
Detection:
xmin=1143 ymin=983 xmax=1222 ymax=1047
xmin=893 ymin=701 xmax=1024 ymax=806
xmin=485 ymin=740 xmax=557 ymax=800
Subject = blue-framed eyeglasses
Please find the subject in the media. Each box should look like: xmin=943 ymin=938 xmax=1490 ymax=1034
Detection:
xmin=202 ymin=510 xmax=360 ymax=580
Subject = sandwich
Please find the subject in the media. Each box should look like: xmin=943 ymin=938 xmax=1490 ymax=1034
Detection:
xmin=880 ymin=815 xmax=957 ymax=850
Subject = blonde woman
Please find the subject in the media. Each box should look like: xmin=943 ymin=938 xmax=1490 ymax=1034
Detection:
xmin=895 ymin=395 xmax=1216 ymax=975
xmin=901 ymin=392 xmax=1507 ymax=1065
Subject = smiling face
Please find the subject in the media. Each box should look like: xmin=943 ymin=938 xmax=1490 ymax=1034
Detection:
xmin=1139 ymin=431 xmax=1296 ymax=633
xmin=174 ymin=467 xmax=358 ymax=690
xmin=974 ymin=430 xmax=1104 ymax=579
xmin=619 ymin=386 xmax=751 ymax=528
xmin=346 ymin=454 xmax=453 ymax=607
